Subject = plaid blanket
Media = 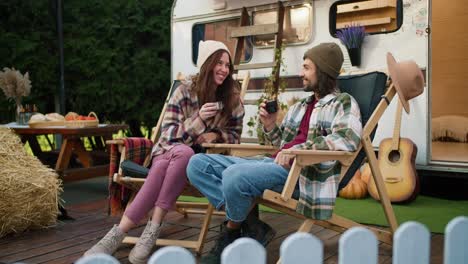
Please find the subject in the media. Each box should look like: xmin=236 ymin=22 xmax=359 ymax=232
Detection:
xmin=108 ymin=137 xmax=153 ymax=216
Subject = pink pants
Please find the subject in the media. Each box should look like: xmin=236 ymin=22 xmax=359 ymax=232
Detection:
xmin=124 ymin=144 xmax=195 ymax=224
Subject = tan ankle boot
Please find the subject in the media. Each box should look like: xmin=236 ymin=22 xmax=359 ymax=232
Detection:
xmin=84 ymin=225 xmax=126 ymax=256
xmin=129 ymin=220 xmax=162 ymax=264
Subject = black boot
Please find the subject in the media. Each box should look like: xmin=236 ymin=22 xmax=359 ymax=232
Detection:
xmin=201 ymin=223 xmax=241 ymax=264
xmin=241 ymin=205 xmax=276 ymax=246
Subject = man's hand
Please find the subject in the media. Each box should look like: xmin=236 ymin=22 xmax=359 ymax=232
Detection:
xmin=259 ymin=100 xmax=278 ymax=132
xmin=274 ymin=151 xmax=295 ymax=168
xmin=196 ymin=132 xmax=219 ymax=144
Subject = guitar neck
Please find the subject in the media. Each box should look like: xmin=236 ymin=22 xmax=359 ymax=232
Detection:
xmin=391 ymin=99 xmax=403 ymax=151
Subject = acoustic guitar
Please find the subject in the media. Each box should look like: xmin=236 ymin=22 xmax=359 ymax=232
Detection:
xmin=368 ymin=100 xmax=420 ymax=203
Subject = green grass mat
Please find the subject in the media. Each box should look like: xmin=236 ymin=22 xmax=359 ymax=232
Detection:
xmin=178 ymin=195 xmax=468 ymax=233
xmin=334 ymin=196 xmax=468 ymax=233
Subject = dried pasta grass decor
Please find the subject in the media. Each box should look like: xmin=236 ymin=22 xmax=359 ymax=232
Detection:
xmin=0 ymin=127 xmax=62 ymax=238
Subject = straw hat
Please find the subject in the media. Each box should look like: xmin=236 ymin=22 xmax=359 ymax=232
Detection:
xmin=386 ymin=52 xmax=424 ymax=113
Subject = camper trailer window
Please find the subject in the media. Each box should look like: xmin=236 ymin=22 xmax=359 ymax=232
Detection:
xmin=330 ymin=0 xmax=403 ymax=35
xmin=192 ymin=19 xmax=253 ymax=65
xmin=252 ymin=4 xmax=312 ymax=47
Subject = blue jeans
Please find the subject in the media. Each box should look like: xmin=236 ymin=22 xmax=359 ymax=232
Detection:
xmin=186 ymin=153 xmax=299 ymax=223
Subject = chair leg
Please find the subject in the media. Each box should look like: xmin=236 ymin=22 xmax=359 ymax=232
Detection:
xmin=363 ymin=136 xmax=398 ymax=233
xmin=175 ymin=201 xmax=226 ymax=216
xmin=194 ymin=203 xmax=214 ymax=255
xmin=324 ymin=214 xmax=393 ymax=244
xmin=175 ymin=206 xmax=189 ymax=218
xmin=298 ymin=219 xmax=315 ymax=233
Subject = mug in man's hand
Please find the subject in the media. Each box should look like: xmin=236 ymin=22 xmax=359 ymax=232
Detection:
xmin=265 ymin=100 xmax=278 ymax=114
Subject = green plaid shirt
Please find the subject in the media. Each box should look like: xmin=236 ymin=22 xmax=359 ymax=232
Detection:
xmin=264 ymin=92 xmax=362 ymax=219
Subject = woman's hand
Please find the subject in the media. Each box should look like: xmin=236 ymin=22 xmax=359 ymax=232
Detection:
xmin=259 ymin=100 xmax=278 ymax=132
xmin=195 ymin=132 xmax=219 ymax=144
xmin=199 ymin=102 xmax=219 ymax=121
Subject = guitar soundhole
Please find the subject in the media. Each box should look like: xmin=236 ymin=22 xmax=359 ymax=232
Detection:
xmin=388 ymin=150 xmax=401 ymax=163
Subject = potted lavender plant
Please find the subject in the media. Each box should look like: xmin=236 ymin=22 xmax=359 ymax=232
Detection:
xmin=336 ymin=24 xmax=367 ymax=66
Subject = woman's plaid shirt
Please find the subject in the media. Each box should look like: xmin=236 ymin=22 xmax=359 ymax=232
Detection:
xmin=152 ymin=82 xmax=244 ymax=156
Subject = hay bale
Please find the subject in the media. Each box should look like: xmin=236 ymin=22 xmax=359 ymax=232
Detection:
xmin=0 ymin=127 xmax=62 ymax=238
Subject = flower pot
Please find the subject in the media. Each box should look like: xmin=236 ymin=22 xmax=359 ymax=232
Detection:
xmin=347 ymin=48 xmax=361 ymax=66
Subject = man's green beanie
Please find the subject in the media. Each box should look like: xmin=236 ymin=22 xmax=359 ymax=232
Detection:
xmin=303 ymin=43 xmax=344 ymax=78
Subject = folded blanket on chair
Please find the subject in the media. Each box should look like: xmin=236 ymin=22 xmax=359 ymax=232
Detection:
xmin=108 ymin=137 xmax=153 ymax=216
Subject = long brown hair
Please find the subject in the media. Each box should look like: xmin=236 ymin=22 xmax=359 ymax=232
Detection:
xmin=314 ymin=67 xmax=339 ymax=98
xmin=191 ymin=49 xmax=240 ymax=121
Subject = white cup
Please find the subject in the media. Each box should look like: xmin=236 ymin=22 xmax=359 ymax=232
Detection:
xmin=216 ymin=101 xmax=224 ymax=110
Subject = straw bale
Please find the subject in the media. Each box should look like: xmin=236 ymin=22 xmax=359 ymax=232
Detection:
xmin=0 ymin=127 xmax=62 ymax=238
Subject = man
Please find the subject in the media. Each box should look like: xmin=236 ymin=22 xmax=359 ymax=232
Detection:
xmin=186 ymin=43 xmax=362 ymax=263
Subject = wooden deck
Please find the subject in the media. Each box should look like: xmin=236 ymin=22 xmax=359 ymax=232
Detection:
xmin=0 ymin=199 xmax=445 ymax=264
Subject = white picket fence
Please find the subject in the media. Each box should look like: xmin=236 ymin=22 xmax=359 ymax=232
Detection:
xmin=75 ymin=216 xmax=468 ymax=264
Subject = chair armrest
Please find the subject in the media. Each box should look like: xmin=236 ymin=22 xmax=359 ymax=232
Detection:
xmin=106 ymin=139 xmax=125 ymax=155
xmin=262 ymin=149 xmax=356 ymax=209
xmin=202 ymin=143 xmax=277 ymax=150
xmin=281 ymin=149 xmax=355 ymax=166
xmin=202 ymin=143 xmax=278 ymax=157
xmin=106 ymin=139 xmax=125 ymax=145
xmin=260 ymin=156 xmax=303 ymax=210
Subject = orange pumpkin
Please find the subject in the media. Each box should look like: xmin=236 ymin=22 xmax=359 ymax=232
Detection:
xmin=339 ymin=170 xmax=368 ymax=199
xmin=360 ymin=163 xmax=373 ymax=184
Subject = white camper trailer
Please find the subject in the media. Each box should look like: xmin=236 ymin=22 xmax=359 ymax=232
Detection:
xmin=170 ymin=0 xmax=468 ymax=175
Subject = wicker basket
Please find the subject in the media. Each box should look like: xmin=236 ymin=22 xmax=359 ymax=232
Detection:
xmin=65 ymin=112 xmax=99 ymax=128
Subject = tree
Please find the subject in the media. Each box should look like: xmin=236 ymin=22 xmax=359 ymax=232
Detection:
xmin=0 ymin=0 xmax=173 ymax=137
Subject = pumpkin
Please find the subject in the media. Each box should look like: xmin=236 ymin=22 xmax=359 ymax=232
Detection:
xmin=339 ymin=170 xmax=368 ymax=199
xmin=360 ymin=163 xmax=373 ymax=184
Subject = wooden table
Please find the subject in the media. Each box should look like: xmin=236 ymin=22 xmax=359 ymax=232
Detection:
xmin=7 ymin=123 xmax=128 ymax=183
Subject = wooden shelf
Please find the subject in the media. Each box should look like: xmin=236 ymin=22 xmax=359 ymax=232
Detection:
xmin=337 ymin=0 xmax=397 ymax=14
xmin=335 ymin=0 xmax=398 ymax=33
xmin=337 ymin=17 xmax=392 ymax=29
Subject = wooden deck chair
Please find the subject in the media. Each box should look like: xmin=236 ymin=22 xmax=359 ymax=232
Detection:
xmin=106 ymin=71 xmax=251 ymax=254
xmin=203 ymin=71 xmax=399 ymax=246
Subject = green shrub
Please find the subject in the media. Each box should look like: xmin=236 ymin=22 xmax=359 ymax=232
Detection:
xmin=0 ymin=0 xmax=172 ymax=137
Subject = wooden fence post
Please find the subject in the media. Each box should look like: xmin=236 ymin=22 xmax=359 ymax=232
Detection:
xmin=393 ymin=221 xmax=430 ymax=264
xmin=75 ymin=216 xmax=468 ymax=264
xmin=280 ymin=232 xmax=323 ymax=264
xmin=221 ymin=237 xmax=266 ymax=264
xmin=148 ymin=246 xmax=195 ymax=264
xmin=339 ymin=227 xmax=377 ymax=264
xmin=75 ymin=253 xmax=119 ymax=264
xmin=444 ymin=216 xmax=468 ymax=264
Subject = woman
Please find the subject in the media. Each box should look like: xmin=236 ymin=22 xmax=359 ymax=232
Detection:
xmin=84 ymin=40 xmax=244 ymax=264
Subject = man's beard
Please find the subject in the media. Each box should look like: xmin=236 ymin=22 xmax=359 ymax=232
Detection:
xmin=303 ymin=82 xmax=317 ymax=92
